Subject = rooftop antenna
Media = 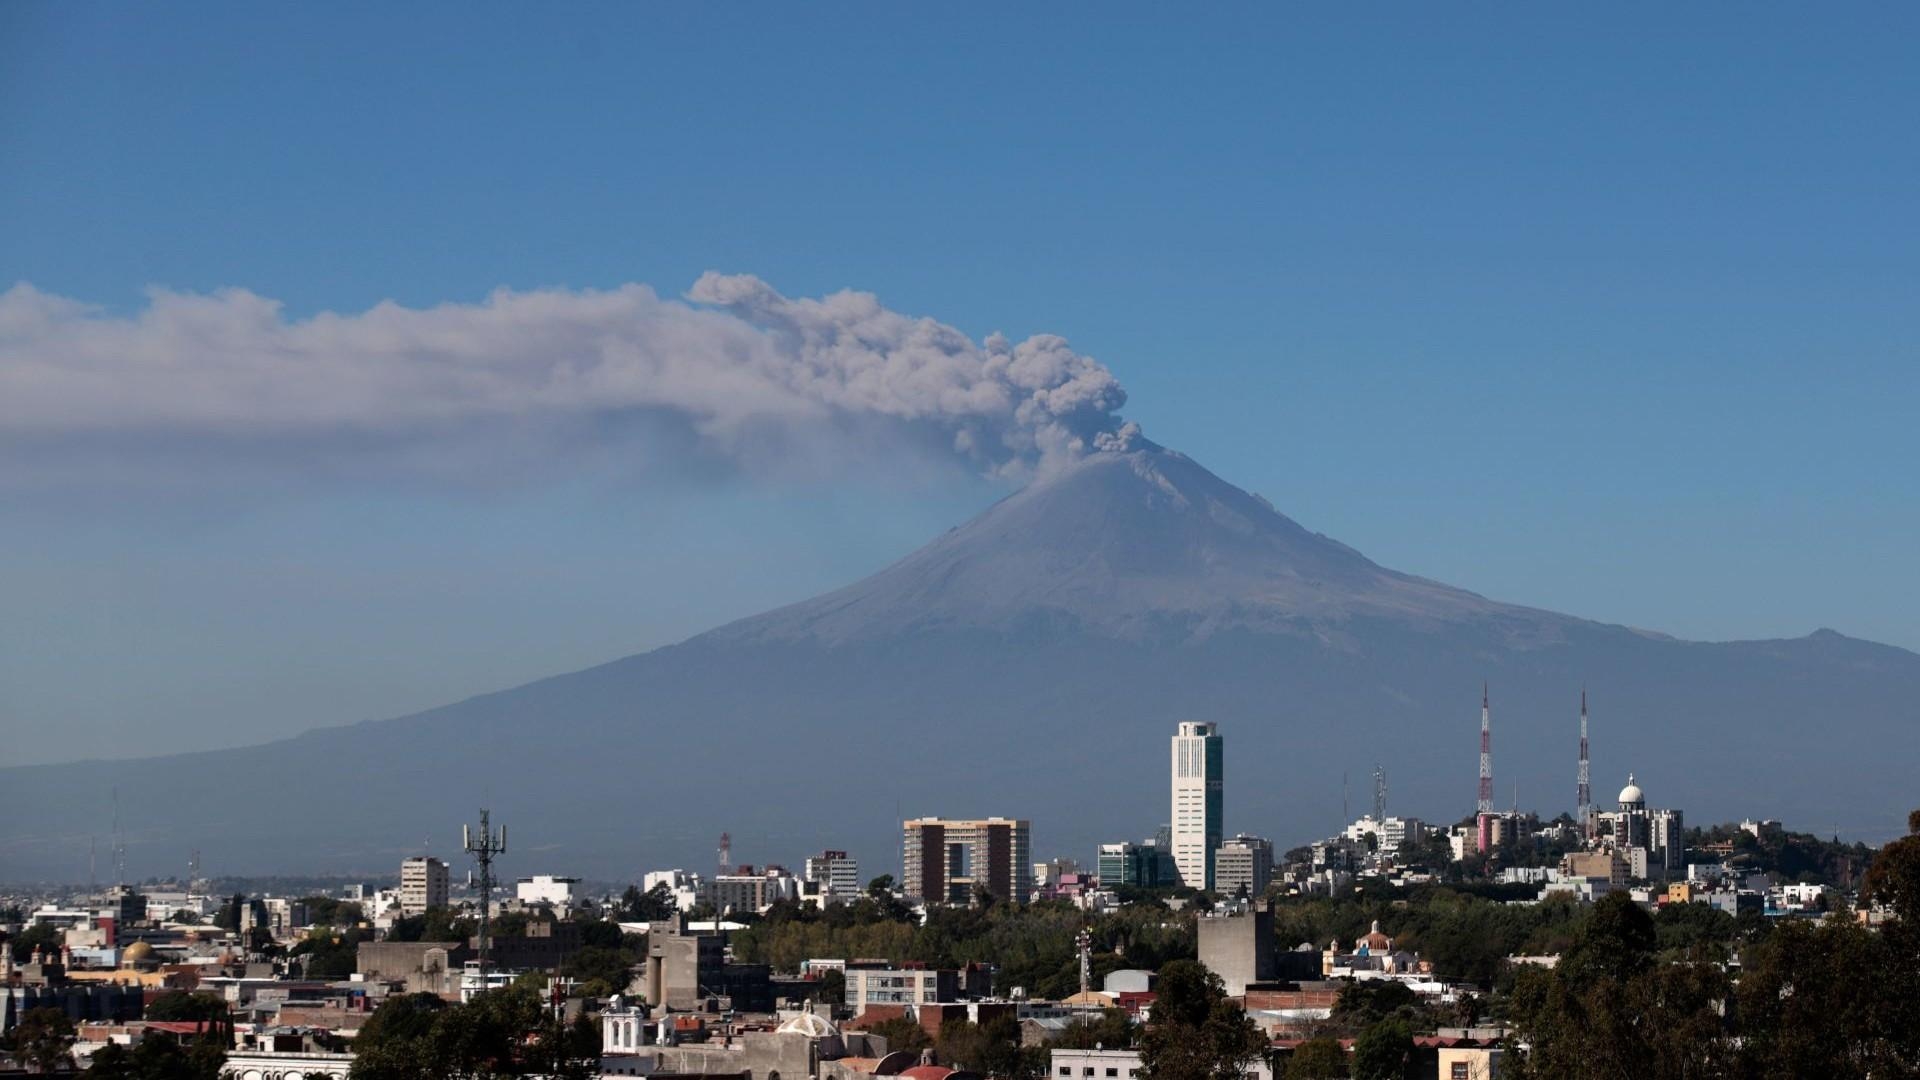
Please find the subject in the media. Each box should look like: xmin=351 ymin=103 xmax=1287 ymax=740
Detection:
xmin=189 ymin=850 xmax=202 ymax=891
xmin=1372 ymin=764 xmax=1387 ymax=823
xmin=718 ymin=832 xmax=732 ymax=878
xmin=1076 ymin=927 xmax=1093 ymax=995
xmin=463 ymin=809 xmax=507 ymax=981
xmin=111 ymin=786 xmax=127 ymax=886
xmin=89 ymin=836 xmax=98 ymax=892
xmin=1477 ymin=684 xmax=1495 ymax=816
xmin=1342 ymin=772 xmax=1350 ymax=824
xmin=1578 ymin=689 xmax=1593 ymax=839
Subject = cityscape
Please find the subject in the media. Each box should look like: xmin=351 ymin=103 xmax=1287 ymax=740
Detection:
xmin=4 ymin=5 xmax=1920 ymax=1080
xmin=1 ymin=697 xmax=1906 ymax=1079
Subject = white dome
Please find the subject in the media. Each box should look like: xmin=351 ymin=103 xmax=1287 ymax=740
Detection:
xmin=1618 ymin=773 xmax=1644 ymax=805
xmin=777 ymin=1013 xmax=840 ymax=1039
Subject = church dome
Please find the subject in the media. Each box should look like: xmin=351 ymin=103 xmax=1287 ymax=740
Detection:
xmin=1618 ymin=773 xmax=1645 ymax=807
xmin=121 ymin=941 xmax=156 ymax=965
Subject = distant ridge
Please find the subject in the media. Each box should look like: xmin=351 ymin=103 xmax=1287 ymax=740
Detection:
xmin=1 ymin=442 xmax=1915 ymax=880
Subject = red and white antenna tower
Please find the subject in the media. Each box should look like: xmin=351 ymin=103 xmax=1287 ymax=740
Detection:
xmin=718 ymin=832 xmax=732 ymax=877
xmin=1477 ymin=683 xmax=1494 ymax=815
xmin=1577 ymin=689 xmax=1593 ymax=838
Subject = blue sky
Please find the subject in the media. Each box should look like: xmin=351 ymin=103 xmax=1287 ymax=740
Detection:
xmin=1 ymin=4 xmax=1916 ymax=764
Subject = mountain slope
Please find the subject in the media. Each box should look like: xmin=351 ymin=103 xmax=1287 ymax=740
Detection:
xmin=1 ymin=443 xmax=1915 ymax=881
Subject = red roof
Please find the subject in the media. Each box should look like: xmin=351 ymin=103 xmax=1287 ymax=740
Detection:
xmin=142 ymin=1022 xmax=216 ymax=1035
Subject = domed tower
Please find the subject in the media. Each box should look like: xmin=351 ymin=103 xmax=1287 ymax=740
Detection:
xmin=1618 ymin=774 xmax=1645 ymax=812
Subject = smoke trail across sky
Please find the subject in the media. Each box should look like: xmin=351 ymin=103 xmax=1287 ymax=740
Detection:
xmin=0 ymin=273 xmax=1134 ymax=491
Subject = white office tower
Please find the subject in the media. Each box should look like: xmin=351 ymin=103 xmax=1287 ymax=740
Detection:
xmin=1170 ymin=721 xmax=1224 ymax=890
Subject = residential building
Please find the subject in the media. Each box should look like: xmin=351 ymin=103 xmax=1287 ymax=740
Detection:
xmin=711 ymin=866 xmax=799 ymax=914
xmin=399 ymin=856 xmax=449 ymax=916
xmin=1170 ymin=721 xmax=1223 ymax=890
xmin=902 ymin=817 xmax=1032 ymax=905
xmin=804 ymin=851 xmax=861 ymax=898
xmin=1214 ymin=834 xmax=1273 ymax=898
xmin=846 ymin=966 xmax=960 ymax=1012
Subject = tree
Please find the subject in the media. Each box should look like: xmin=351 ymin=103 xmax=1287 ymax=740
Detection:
xmin=562 ymin=944 xmax=636 ymax=997
xmin=8 ymin=922 xmax=61 ymax=964
xmin=1286 ymin=1037 xmax=1347 ymax=1079
xmin=1051 ymin=1008 xmax=1134 ymax=1050
xmin=936 ymin=1016 xmax=1043 ymax=1080
xmin=11 ymin=1006 xmax=76 ymax=1073
xmin=1350 ymin=1020 xmax=1410 ymax=1080
xmin=351 ymin=986 xmax=595 ymax=1080
xmin=1330 ymin=981 xmax=1417 ymax=1032
xmin=816 ymin=969 xmax=846 ymax=1006
xmin=145 ymin=991 xmax=229 ymax=1022
xmin=1556 ymin=893 xmax=1655 ymax=988
xmin=1863 ymin=809 xmax=1920 ymax=919
xmin=863 ymin=1017 xmax=932 ymax=1055
xmin=1137 ymin=960 xmax=1266 ymax=1080
xmin=214 ymin=894 xmax=246 ymax=932
xmin=86 ymin=1032 xmax=227 ymax=1079
xmin=617 ymin=883 xmax=678 ymax=922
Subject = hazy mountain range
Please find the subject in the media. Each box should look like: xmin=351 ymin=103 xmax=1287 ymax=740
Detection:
xmin=3 ymin=440 xmax=1915 ymax=883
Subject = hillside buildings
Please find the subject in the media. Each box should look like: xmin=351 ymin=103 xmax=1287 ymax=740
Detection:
xmin=398 ymin=856 xmax=448 ymax=916
xmin=901 ymin=817 xmax=1032 ymax=905
xmin=1171 ymin=721 xmax=1223 ymax=890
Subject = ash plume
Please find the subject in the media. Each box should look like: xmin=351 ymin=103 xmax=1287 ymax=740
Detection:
xmin=0 ymin=273 xmax=1134 ymax=488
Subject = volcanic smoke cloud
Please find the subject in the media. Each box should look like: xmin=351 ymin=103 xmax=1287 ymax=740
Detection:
xmin=0 ymin=273 xmax=1135 ymax=487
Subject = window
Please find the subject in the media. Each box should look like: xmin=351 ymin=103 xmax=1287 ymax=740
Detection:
xmin=1059 ymin=1070 xmax=1072 ymax=1077
xmin=1451 ymin=1065 xmax=1471 ymax=1080
xmin=1107 ymin=1070 xmax=1118 ymax=1077
xmin=1085 ymin=1070 xmax=1095 ymax=1077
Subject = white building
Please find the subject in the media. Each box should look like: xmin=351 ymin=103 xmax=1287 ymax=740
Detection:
xmin=1051 ymin=1047 xmax=1273 ymax=1080
xmin=1170 ymin=721 xmax=1223 ymax=890
xmin=399 ymin=856 xmax=449 ymax=916
xmin=803 ymin=851 xmax=860 ymax=900
xmin=515 ymin=875 xmax=579 ymax=909
xmin=642 ymin=869 xmax=709 ymax=913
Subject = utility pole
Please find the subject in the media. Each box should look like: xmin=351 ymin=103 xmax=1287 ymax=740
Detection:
xmin=464 ymin=809 xmax=507 ymax=981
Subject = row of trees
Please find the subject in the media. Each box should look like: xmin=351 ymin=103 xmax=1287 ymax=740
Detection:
xmin=349 ymin=987 xmax=600 ymax=1080
xmin=728 ymin=894 xmax=1195 ymax=999
xmin=0 ymin=992 xmax=233 ymax=1077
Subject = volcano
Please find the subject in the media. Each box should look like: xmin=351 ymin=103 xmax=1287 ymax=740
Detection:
xmin=2 ymin=441 xmax=1915 ymax=881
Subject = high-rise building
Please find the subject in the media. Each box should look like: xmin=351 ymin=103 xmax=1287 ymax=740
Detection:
xmin=804 ymin=851 xmax=861 ymax=898
xmin=399 ymin=856 xmax=449 ymax=916
xmin=1213 ymin=834 xmax=1273 ymax=899
xmin=1097 ymin=842 xmax=1172 ymax=888
xmin=902 ymin=818 xmax=1032 ymax=905
xmin=1170 ymin=721 xmax=1223 ymax=889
